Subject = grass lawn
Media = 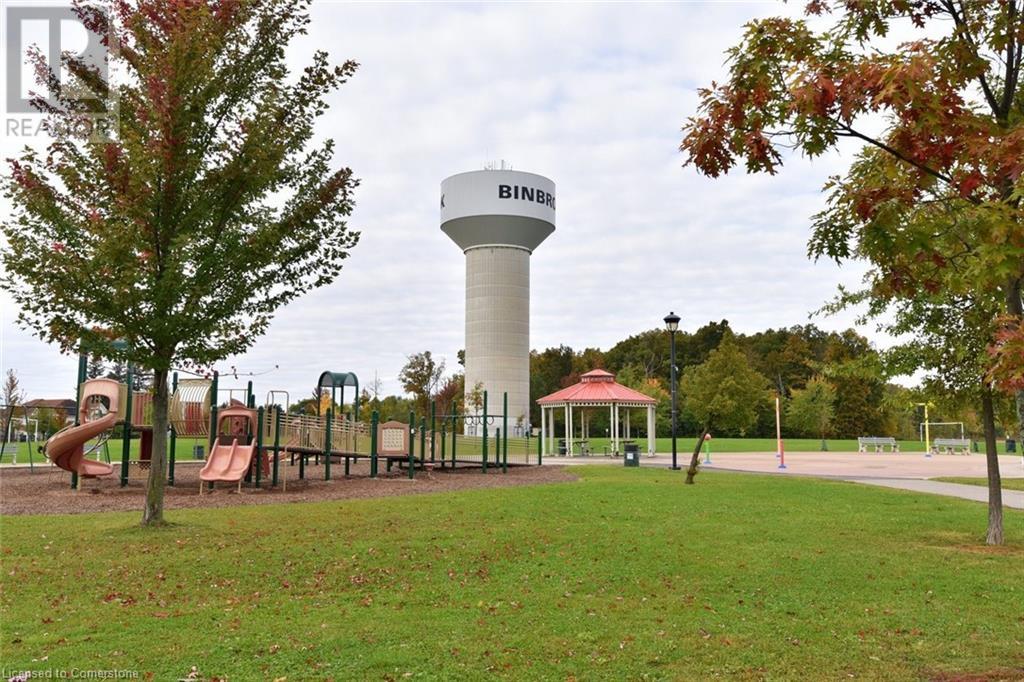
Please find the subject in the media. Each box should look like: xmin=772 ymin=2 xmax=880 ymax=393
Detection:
xmin=933 ymin=476 xmax=1024 ymax=491
xmin=1 ymin=468 xmax=1022 ymax=680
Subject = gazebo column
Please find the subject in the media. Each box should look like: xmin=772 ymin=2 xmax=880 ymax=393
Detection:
xmin=540 ymin=405 xmax=547 ymax=457
xmin=549 ymin=406 xmax=555 ymax=455
xmin=566 ymin=404 xmax=572 ymax=456
xmin=615 ymin=403 xmax=621 ymax=454
xmin=614 ymin=403 xmax=620 ymax=455
xmin=626 ymin=409 xmax=631 ymax=440
xmin=646 ymin=405 xmax=655 ymax=456
xmin=608 ymin=404 xmax=614 ymax=455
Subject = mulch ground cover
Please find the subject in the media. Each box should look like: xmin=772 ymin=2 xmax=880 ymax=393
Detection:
xmin=0 ymin=458 xmax=576 ymax=515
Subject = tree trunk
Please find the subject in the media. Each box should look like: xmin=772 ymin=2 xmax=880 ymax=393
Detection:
xmin=980 ymin=388 xmax=1003 ymax=546
xmin=684 ymin=429 xmax=709 ymax=484
xmin=142 ymin=368 xmax=169 ymax=526
xmin=1006 ymin=277 xmax=1024 ymax=470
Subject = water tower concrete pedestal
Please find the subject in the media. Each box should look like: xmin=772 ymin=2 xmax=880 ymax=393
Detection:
xmin=441 ymin=169 xmax=556 ymax=435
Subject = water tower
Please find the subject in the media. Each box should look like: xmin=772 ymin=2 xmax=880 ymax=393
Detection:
xmin=441 ymin=168 xmax=556 ymax=435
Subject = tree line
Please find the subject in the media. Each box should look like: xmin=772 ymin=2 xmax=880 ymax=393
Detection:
xmin=380 ymin=320 xmax=1011 ymax=443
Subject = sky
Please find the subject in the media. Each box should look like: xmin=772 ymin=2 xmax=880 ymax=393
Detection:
xmin=1 ymin=1 xmax=889 ymax=402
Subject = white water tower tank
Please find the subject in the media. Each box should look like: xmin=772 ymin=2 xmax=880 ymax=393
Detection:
xmin=441 ymin=169 xmax=556 ymax=435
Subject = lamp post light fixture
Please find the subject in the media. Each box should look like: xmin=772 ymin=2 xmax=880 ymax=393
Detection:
xmin=664 ymin=311 xmax=681 ymax=470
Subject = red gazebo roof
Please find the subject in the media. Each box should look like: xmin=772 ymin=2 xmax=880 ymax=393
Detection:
xmin=536 ymin=369 xmax=657 ymax=405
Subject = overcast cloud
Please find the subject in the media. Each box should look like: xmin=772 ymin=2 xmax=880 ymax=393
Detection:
xmin=1 ymin=1 xmax=885 ymax=401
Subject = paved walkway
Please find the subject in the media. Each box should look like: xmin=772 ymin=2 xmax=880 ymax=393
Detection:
xmin=846 ymin=477 xmax=1024 ymax=509
xmin=544 ymin=451 xmax=1024 ymax=508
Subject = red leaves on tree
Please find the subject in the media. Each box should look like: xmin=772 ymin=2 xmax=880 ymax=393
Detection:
xmin=989 ymin=318 xmax=1024 ymax=392
xmin=957 ymin=172 xmax=984 ymax=198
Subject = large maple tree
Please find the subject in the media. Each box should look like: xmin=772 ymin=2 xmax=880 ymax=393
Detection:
xmin=2 ymin=0 xmax=360 ymax=525
xmin=681 ymin=1 xmax=1023 ymax=544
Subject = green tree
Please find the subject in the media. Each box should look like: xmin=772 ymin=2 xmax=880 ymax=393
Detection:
xmin=680 ymin=1 xmax=1023 ymax=544
xmin=433 ymin=373 xmax=463 ymax=421
xmin=785 ymin=376 xmax=836 ymax=448
xmin=529 ymin=345 xmax=575 ymax=424
xmin=680 ymin=336 xmax=769 ymax=483
xmin=882 ymin=290 xmax=1007 ymax=539
xmin=399 ymin=352 xmax=445 ymax=416
xmin=616 ymin=364 xmax=671 ymax=437
xmin=2 ymin=369 xmax=26 ymax=455
xmin=85 ymin=355 xmax=106 ymax=380
xmin=1 ymin=0 xmax=360 ymax=526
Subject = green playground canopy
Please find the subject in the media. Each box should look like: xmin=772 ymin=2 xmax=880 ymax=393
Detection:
xmin=316 ymin=371 xmax=360 ymax=419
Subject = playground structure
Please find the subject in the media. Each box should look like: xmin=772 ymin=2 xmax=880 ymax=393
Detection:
xmin=41 ymin=352 xmax=542 ymax=492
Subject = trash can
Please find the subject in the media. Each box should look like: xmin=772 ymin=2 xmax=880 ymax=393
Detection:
xmin=558 ymin=439 xmax=567 ymax=456
xmin=1007 ymin=439 xmax=1017 ymax=453
xmin=623 ymin=443 xmax=640 ymax=467
xmin=193 ymin=444 xmax=205 ymax=460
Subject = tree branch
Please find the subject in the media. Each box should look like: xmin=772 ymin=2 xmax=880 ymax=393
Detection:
xmin=944 ymin=0 xmax=1003 ymax=117
xmin=1000 ymin=0 xmax=1020 ymax=120
xmin=833 ymin=121 xmax=972 ymax=201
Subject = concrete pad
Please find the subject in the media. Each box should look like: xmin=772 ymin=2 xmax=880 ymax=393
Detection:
xmin=699 ymin=451 xmax=1024 ymax=480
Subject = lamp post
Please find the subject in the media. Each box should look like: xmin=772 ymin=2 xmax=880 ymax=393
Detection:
xmin=664 ymin=311 xmax=681 ymax=470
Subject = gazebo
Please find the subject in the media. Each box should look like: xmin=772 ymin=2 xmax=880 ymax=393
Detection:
xmin=536 ymin=369 xmax=657 ymax=457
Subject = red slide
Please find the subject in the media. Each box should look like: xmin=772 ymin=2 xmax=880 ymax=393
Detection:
xmin=199 ymin=438 xmax=257 ymax=484
xmin=44 ymin=412 xmax=117 ymax=478
xmin=199 ymin=406 xmax=258 ymax=487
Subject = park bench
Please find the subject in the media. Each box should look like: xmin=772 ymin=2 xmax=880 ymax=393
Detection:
xmin=857 ymin=436 xmax=899 ymax=453
xmin=932 ymin=438 xmax=971 ymax=455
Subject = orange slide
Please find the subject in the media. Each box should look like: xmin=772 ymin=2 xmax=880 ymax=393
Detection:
xmin=44 ymin=412 xmax=117 ymax=478
xmin=199 ymin=406 xmax=258 ymax=490
xmin=44 ymin=378 xmax=124 ymax=479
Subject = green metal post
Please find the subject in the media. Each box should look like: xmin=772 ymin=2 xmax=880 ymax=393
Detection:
xmin=168 ymin=372 xmax=178 ymax=486
xmin=324 ymin=410 xmax=333 ymax=481
xmin=246 ymin=380 xmax=253 ymax=407
xmin=430 ymin=401 xmax=436 ymax=462
xmin=482 ymin=390 xmax=488 ymax=473
xmin=120 ymin=362 xmax=134 ymax=487
xmin=538 ymin=424 xmax=543 ymax=466
xmin=451 ymin=413 xmax=457 ymax=467
xmin=272 ymin=407 xmax=281 ymax=487
xmin=209 ymin=371 xmax=219 ymax=452
xmin=370 ymin=410 xmax=379 ymax=478
xmin=420 ymin=417 xmax=426 ymax=465
xmin=440 ymin=422 xmax=447 ymax=469
xmin=502 ymin=392 xmax=508 ymax=473
xmin=496 ymin=428 xmax=502 ymax=474
xmin=255 ymin=406 xmax=264 ymax=488
xmin=70 ymin=351 xmax=88 ymax=489
xmin=408 ymin=410 xmax=415 ymax=479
